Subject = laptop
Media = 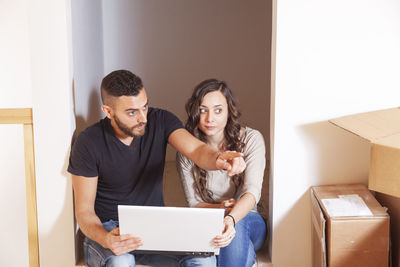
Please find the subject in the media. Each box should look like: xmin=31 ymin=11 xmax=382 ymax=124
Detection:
xmin=118 ymin=205 xmax=225 ymax=256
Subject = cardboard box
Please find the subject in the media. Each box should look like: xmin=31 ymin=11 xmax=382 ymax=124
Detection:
xmin=311 ymin=184 xmax=390 ymax=267
xmin=330 ymin=107 xmax=400 ymax=197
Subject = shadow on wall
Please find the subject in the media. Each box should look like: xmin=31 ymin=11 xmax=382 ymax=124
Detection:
xmin=272 ymin=121 xmax=371 ymax=266
xmin=39 ymin=148 xmax=76 ymax=266
xmin=72 ymin=79 xmax=103 ymax=140
xmin=299 ymin=120 xmax=370 ymax=186
xmin=70 ymin=81 xmax=104 ymax=264
xmin=273 ymin=190 xmax=311 ymax=266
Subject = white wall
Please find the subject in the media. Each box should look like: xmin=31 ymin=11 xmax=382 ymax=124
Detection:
xmin=1 ymin=0 xmax=76 ymax=266
xmin=272 ymin=0 xmax=400 ymax=266
xmin=0 ymin=0 xmax=32 ymax=108
xmin=0 ymin=125 xmax=29 ymax=267
xmin=29 ymin=0 xmax=76 ymax=265
xmin=0 ymin=1 xmax=33 ymax=266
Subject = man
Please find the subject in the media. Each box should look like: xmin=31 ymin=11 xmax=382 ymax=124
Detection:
xmin=68 ymin=70 xmax=246 ymax=267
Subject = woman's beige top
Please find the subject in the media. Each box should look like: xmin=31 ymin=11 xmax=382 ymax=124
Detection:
xmin=176 ymin=127 xmax=266 ymax=211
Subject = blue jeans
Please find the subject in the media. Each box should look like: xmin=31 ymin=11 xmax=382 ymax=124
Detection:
xmin=83 ymin=220 xmax=216 ymax=267
xmin=217 ymin=212 xmax=267 ymax=267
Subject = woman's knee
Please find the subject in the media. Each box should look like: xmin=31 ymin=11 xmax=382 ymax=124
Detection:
xmin=245 ymin=213 xmax=267 ymax=251
xmin=217 ymin=213 xmax=265 ymax=266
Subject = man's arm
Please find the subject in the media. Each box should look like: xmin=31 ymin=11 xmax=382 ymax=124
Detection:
xmin=72 ymin=174 xmax=142 ymax=255
xmin=168 ymin=128 xmax=246 ymax=175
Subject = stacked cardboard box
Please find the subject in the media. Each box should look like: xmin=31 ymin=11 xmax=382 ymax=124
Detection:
xmin=330 ymin=107 xmax=400 ymax=197
xmin=311 ymin=184 xmax=389 ymax=267
xmin=329 ymin=107 xmax=400 ymax=266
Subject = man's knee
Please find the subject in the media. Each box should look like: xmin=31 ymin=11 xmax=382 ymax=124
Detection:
xmin=105 ymin=253 xmax=135 ymax=267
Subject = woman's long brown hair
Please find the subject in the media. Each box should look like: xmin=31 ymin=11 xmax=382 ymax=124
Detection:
xmin=185 ymin=79 xmax=244 ymax=203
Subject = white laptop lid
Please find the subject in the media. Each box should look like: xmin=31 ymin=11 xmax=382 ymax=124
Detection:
xmin=118 ymin=205 xmax=224 ymax=256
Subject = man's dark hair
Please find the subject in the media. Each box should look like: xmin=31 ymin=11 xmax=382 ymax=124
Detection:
xmin=101 ymin=70 xmax=143 ymax=105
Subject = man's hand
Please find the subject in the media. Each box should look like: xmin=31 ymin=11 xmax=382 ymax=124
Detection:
xmin=220 ymin=198 xmax=236 ymax=215
xmin=169 ymin=129 xmax=247 ymax=172
xmin=220 ymin=198 xmax=236 ymax=209
xmin=216 ymin=151 xmax=246 ymax=176
xmin=104 ymin=227 xmax=143 ymax=256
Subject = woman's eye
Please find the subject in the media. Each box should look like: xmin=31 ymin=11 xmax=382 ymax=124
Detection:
xmin=200 ymin=108 xmax=207 ymax=114
xmin=215 ymin=108 xmax=222 ymax=114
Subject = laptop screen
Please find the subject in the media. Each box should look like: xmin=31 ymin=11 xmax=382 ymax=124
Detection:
xmin=118 ymin=205 xmax=224 ymax=256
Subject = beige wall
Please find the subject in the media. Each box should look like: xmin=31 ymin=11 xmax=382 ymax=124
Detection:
xmin=272 ymin=0 xmax=400 ymax=266
xmin=101 ymin=0 xmax=271 ymax=161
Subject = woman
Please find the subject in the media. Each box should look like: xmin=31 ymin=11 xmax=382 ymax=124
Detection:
xmin=176 ymin=79 xmax=267 ymax=267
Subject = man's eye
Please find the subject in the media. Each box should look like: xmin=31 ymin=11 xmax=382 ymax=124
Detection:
xmin=129 ymin=111 xmax=136 ymax=116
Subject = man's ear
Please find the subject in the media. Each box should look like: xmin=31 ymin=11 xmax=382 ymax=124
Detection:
xmin=101 ymin=105 xmax=112 ymax=119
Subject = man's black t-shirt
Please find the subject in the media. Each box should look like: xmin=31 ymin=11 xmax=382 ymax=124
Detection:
xmin=67 ymin=107 xmax=183 ymax=222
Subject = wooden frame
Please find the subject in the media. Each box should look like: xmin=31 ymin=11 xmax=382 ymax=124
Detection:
xmin=0 ymin=108 xmax=39 ymax=267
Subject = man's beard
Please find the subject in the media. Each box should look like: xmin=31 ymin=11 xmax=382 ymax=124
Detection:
xmin=114 ymin=115 xmax=146 ymax=138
